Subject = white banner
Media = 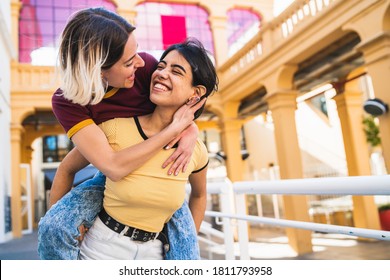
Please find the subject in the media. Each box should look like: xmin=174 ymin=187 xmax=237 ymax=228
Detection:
xmin=1 ymin=260 xmax=388 ymax=280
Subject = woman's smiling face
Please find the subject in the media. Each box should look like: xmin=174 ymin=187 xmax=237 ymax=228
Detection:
xmin=101 ymin=33 xmax=145 ymax=89
xmin=149 ymin=50 xmax=197 ymax=108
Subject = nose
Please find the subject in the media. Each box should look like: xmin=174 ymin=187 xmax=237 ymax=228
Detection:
xmin=156 ymin=68 xmax=169 ymax=80
xmin=135 ymin=54 xmax=145 ymax=68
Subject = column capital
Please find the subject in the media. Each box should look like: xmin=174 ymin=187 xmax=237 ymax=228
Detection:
xmin=266 ymin=91 xmax=298 ymax=111
xmin=220 ymin=118 xmax=244 ymax=132
xmin=10 ymin=124 xmax=24 ymax=142
xmin=220 ymin=101 xmax=240 ymax=119
xmin=333 ymin=90 xmax=364 ymax=108
xmin=11 ymin=0 xmax=22 ymax=14
xmin=10 ymin=0 xmax=22 ymax=60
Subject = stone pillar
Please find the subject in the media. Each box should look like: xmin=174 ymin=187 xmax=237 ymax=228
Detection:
xmin=267 ymin=92 xmax=313 ymax=254
xmin=208 ymin=15 xmax=229 ymax=67
xmin=117 ymin=8 xmax=138 ymax=25
xmin=219 ymin=102 xmax=244 ymax=182
xmin=11 ymin=0 xmax=22 ymax=60
xmin=357 ymin=32 xmax=390 ymax=172
xmin=333 ymin=90 xmax=381 ymax=230
xmin=10 ymin=124 xmax=24 ymax=237
xmin=115 ymin=0 xmax=138 ymax=25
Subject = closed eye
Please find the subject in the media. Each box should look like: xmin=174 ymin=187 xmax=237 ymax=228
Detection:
xmin=172 ymin=70 xmax=183 ymax=75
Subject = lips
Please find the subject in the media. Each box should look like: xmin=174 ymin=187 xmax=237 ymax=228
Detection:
xmin=127 ymin=73 xmax=135 ymax=81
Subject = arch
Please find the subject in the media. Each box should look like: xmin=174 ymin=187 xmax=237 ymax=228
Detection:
xmin=205 ymin=104 xmax=224 ymax=120
xmin=226 ymin=7 xmax=261 ymax=57
xmin=262 ymin=64 xmax=298 ymax=93
xmin=384 ymin=3 xmax=390 ymax=31
xmin=12 ymin=107 xmax=36 ymax=125
xmin=342 ymin=2 xmax=389 ymax=42
xmin=23 ymin=125 xmax=67 ymax=156
xmin=21 ymin=111 xmax=59 ymax=130
xmin=227 ymin=6 xmax=262 ymax=22
xmin=277 ymin=64 xmax=298 ymax=89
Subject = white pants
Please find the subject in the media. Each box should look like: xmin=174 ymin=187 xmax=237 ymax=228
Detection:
xmin=79 ymin=217 xmax=163 ymax=260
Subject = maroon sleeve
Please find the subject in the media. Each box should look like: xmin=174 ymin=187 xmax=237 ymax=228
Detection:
xmin=51 ymin=88 xmax=94 ymax=137
xmin=136 ymin=52 xmax=158 ymax=98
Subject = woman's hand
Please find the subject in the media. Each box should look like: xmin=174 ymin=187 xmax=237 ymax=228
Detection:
xmin=162 ymin=123 xmax=199 ymax=175
xmin=170 ymin=97 xmax=206 ymax=133
xmin=77 ymin=224 xmax=89 ymax=242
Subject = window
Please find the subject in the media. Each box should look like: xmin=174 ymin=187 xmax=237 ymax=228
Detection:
xmin=42 ymin=135 xmax=74 ymax=162
xmin=310 ymin=94 xmax=328 ymax=117
xmin=227 ymin=9 xmax=261 ymax=57
xmin=135 ymin=3 xmax=214 ymax=59
xmin=19 ymin=0 xmax=116 ymax=64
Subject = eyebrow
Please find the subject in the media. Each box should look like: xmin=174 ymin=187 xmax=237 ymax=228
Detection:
xmin=172 ymin=64 xmax=186 ymax=73
xmin=158 ymin=60 xmax=187 ymax=73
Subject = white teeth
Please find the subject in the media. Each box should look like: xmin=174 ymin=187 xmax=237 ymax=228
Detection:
xmin=154 ymin=83 xmax=168 ymax=91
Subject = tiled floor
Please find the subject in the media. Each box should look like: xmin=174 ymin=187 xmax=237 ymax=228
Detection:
xmin=1 ymin=227 xmax=389 ymax=260
xmin=199 ymin=226 xmax=390 ymax=260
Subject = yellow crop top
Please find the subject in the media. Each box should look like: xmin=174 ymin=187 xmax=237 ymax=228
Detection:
xmin=98 ymin=117 xmax=208 ymax=232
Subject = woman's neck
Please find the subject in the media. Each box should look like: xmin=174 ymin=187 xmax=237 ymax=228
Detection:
xmin=138 ymin=107 xmax=175 ymax=137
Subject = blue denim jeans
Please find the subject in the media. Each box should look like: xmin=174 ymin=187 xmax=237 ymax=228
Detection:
xmin=38 ymin=171 xmax=200 ymax=260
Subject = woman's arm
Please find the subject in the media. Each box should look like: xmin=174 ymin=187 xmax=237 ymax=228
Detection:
xmin=49 ymin=148 xmax=90 ymax=208
xmin=72 ymin=98 xmax=206 ymax=182
xmin=188 ymin=167 xmax=208 ymax=233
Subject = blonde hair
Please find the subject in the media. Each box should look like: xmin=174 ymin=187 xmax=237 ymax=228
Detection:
xmin=58 ymin=7 xmax=135 ymax=106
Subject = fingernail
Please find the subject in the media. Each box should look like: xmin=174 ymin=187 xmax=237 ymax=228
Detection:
xmin=164 ymin=145 xmax=170 ymax=150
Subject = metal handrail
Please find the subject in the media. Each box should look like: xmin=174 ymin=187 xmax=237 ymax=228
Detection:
xmin=201 ymin=175 xmax=390 ymax=260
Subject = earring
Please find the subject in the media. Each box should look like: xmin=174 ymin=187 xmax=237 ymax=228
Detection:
xmin=186 ymin=96 xmax=200 ymax=105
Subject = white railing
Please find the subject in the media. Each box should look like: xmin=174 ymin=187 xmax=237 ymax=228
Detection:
xmin=198 ymin=179 xmax=236 ymax=260
xmin=20 ymin=163 xmax=33 ymax=234
xmin=201 ymin=175 xmax=390 ymax=260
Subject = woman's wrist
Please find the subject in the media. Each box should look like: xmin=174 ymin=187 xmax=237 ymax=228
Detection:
xmin=166 ymin=120 xmax=187 ymax=137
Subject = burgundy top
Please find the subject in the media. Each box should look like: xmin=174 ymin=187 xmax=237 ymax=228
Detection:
xmin=52 ymin=52 xmax=157 ymax=138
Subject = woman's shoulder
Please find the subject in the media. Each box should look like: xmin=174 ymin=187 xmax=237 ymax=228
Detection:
xmin=52 ymin=87 xmax=85 ymax=109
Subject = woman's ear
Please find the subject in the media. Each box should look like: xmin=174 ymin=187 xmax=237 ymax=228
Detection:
xmin=186 ymin=86 xmax=207 ymax=105
xmin=196 ymin=85 xmax=206 ymax=97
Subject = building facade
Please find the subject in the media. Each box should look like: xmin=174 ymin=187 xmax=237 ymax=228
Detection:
xmin=2 ymin=0 xmax=390 ymax=255
xmin=0 ymin=0 xmax=14 ymax=243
